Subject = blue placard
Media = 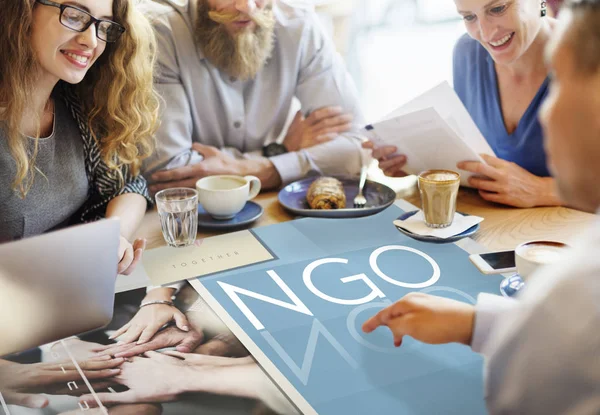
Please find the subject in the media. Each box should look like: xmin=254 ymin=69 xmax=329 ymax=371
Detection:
xmin=192 ymin=205 xmax=502 ymax=414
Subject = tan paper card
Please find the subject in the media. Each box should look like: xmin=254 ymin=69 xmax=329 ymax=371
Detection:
xmin=142 ymin=230 xmax=275 ymax=286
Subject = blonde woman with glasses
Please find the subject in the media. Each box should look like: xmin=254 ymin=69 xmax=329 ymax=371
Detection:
xmin=0 ymin=0 xmax=159 ymax=274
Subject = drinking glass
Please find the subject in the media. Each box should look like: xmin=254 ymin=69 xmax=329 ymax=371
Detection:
xmin=155 ymin=188 xmax=198 ymax=247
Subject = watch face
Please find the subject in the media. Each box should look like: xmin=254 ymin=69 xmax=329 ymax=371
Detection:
xmin=264 ymin=143 xmax=288 ymax=157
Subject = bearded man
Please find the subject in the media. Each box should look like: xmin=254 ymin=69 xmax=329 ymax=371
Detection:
xmin=142 ymin=0 xmax=365 ymax=192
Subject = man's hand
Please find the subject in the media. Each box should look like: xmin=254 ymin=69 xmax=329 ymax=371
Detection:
xmin=362 ymin=141 xmax=408 ymax=177
xmin=457 ymin=154 xmax=561 ymax=208
xmin=149 ymin=144 xmax=245 ymax=193
xmin=100 ymin=325 xmax=203 ymax=358
xmin=110 ymin=304 xmax=190 ymax=346
xmin=362 ymin=293 xmax=475 ymax=347
xmin=0 ymin=357 xmax=124 ymax=408
xmin=118 ymin=237 xmax=146 ymax=275
xmin=283 ymin=107 xmax=354 ymax=152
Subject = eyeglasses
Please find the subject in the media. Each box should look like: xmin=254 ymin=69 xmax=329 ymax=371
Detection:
xmin=36 ymin=0 xmax=125 ymax=43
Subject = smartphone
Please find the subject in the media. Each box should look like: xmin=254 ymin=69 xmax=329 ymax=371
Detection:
xmin=469 ymin=250 xmax=517 ymax=274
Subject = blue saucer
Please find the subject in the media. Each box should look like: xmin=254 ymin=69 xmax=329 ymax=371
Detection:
xmin=278 ymin=176 xmax=396 ymax=218
xmin=198 ymin=201 xmax=263 ymax=230
xmin=395 ymin=210 xmax=480 ymax=244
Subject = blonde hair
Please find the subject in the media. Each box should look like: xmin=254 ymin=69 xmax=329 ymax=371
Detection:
xmin=0 ymin=0 xmax=160 ymax=197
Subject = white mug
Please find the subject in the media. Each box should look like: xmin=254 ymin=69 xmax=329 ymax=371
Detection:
xmin=515 ymin=240 xmax=570 ymax=281
xmin=196 ymin=175 xmax=261 ymax=220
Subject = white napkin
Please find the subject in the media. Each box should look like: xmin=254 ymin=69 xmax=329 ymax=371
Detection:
xmin=393 ymin=211 xmax=484 ymax=239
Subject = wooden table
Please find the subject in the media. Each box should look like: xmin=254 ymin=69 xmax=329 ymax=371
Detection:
xmin=135 ymin=186 xmax=596 ymax=252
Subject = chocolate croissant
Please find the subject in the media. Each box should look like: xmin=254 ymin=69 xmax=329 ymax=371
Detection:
xmin=306 ymin=177 xmax=346 ymax=209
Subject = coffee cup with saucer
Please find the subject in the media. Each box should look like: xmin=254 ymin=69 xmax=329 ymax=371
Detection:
xmin=500 ymin=240 xmax=570 ymax=297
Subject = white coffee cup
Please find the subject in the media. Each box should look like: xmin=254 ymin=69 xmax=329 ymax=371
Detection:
xmin=196 ymin=175 xmax=261 ymax=220
xmin=515 ymin=240 xmax=570 ymax=281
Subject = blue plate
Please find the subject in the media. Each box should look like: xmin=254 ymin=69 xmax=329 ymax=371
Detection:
xmin=395 ymin=210 xmax=480 ymax=244
xmin=278 ymin=176 xmax=396 ymax=218
xmin=198 ymin=201 xmax=263 ymax=230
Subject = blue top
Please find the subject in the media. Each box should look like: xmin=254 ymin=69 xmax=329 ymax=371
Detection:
xmin=453 ymin=34 xmax=551 ymax=177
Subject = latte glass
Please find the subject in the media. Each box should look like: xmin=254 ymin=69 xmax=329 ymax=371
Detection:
xmin=155 ymin=188 xmax=198 ymax=247
xmin=418 ymin=170 xmax=460 ymax=228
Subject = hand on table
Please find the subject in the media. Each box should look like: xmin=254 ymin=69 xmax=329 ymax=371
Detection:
xmin=100 ymin=325 xmax=204 ymax=358
xmin=362 ymin=141 xmax=408 ymax=177
xmin=79 ymin=351 xmax=258 ymax=407
xmin=79 ymin=352 xmax=203 ymax=405
xmin=110 ymin=304 xmax=190 ymax=346
xmin=362 ymin=292 xmax=475 ymax=347
xmin=283 ymin=106 xmax=354 ymax=152
xmin=118 ymin=237 xmax=146 ymax=275
xmin=458 ymin=154 xmax=560 ymax=208
xmin=0 ymin=357 xmax=124 ymax=408
xmin=149 ymin=143 xmax=245 ymax=193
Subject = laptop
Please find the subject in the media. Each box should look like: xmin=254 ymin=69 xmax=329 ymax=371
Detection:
xmin=0 ymin=219 xmax=120 ymax=356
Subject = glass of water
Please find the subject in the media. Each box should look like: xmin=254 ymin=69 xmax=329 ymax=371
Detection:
xmin=155 ymin=188 xmax=198 ymax=247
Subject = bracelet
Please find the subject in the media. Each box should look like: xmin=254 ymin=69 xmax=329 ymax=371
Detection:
xmin=140 ymin=300 xmax=175 ymax=308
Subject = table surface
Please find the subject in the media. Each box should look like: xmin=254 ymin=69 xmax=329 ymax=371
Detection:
xmin=135 ymin=185 xmax=596 ymax=252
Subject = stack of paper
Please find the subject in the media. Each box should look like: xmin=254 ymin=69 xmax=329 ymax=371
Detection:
xmin=363 ymin=82 xmax=496 ymax=186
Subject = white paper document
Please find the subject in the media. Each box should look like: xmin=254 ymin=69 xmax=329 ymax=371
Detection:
xmin=364 ymin=82 xmax=496 ymax=186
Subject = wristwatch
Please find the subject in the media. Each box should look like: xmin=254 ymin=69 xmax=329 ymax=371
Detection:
xmin=262 ymin=142 xmax=288 ymax=157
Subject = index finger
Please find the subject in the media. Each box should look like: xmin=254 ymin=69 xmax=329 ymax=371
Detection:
xmin=362 ymin=312 xmax=386 ymax=333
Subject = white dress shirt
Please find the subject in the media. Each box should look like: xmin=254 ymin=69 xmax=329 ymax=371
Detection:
xmin=471 ymin=216 xmax=600 ymax=414
xmin=141 ymin=0 xmax=366 ymax=184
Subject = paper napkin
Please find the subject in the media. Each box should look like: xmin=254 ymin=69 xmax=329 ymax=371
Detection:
xmin=393 ymin=211 xmax=484 ymax=239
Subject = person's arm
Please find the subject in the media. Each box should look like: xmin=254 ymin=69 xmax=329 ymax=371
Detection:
xmin=470 ymin=293 xmax=518 ymax=355
xmin=105 ymin=193 xmax=148 ymax=275
xmin=273 ymin=10 xmax=366 ymax=185
xmin=361 ymin=292 xmax=516 ymax=350
xmin=184 ymin=362 xmax=299 ymax=414
xmin=105 ymin=193 xmax=147 ymax=241
xmin=142 ymin=12 xmax=194 ymax=175
xmin=80 ymin=352 xmax=299 ymax=414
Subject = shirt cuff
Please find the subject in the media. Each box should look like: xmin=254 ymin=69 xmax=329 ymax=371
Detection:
xmin=269 ymin=151 xmax=307 ymax=186
xmin=471 ymin=293 xmax=517 ymax=355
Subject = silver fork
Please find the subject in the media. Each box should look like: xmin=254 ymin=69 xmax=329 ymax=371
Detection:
xmin=353 ymin=165 xmax=368 ymax=208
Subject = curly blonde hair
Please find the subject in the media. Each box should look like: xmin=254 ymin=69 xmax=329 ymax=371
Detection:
xmin=0 ymin=0 xmax=160 ymax=196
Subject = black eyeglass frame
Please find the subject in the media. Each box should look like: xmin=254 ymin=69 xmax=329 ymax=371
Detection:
xmin=35 ymin=0 xmax=125 ymax=43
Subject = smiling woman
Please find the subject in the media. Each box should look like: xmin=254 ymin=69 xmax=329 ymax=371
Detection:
xmin=365 ymin=0 xmax=564 ymax=209
xmin=447 ymin=0 xmax=563 ymax=208
xmin=0 ymin=0 xmax=160 ymax=274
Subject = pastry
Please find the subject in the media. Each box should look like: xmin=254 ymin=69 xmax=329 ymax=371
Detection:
xmin=306 ymin=177 xmax=346 ymax=209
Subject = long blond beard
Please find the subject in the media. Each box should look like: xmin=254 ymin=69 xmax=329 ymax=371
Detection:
xmin=196 ymin=1 xmax=276 ymax=80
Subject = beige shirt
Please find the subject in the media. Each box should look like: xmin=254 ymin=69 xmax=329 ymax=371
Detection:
xmin=141 ymin=0 xmax=366 ymax=184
